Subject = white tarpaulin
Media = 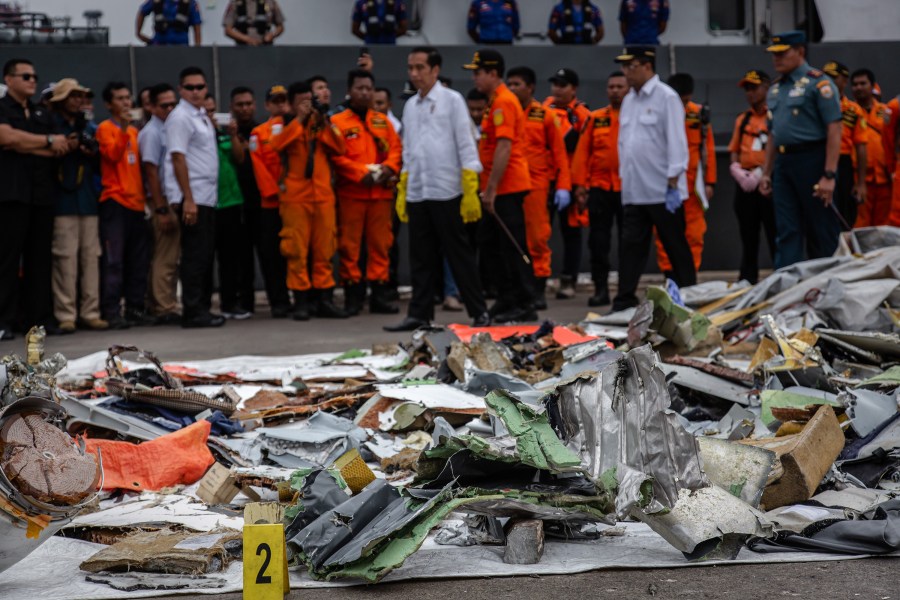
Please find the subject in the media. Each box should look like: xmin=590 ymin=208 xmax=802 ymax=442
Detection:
xmin=2 ymin=522 xmax=897 ymax=600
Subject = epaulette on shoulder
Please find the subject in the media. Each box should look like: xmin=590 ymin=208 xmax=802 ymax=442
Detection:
xmin=807 ymin=68 xmax=823 ymax=78
xmin=772 ymin=76 xmax=783 ymax=84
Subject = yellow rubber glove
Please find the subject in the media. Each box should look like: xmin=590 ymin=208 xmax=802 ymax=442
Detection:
xmin=460 ymin=169 xmax=482 ymax=224
xmin=395 ymin=171 xmax=409 ymax=223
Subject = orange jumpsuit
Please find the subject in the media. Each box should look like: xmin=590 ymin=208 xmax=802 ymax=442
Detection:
xmin=330 ymin=108 xmax=402 ymax=284
xmin=249 ymin=117 xmax=284 ymax=209
xmin=855 ymin=100 xmax=893 ymax=227
xmin=269 ymin=116 xmax=345 ymax=292
xmin=97 ymin=121 xmax=144 ymax=211
xmin=656 ymin=100 xmax=716 ymax=273
xmin=521 ymin=100 xmax=570 ymax=278
xmin=885 ymin=96 xmax=900 ymax=226
xmin=543 ymin=96 xmax=591 ymax=227
xmin=571 ymin=105 xmax=621 ymax=193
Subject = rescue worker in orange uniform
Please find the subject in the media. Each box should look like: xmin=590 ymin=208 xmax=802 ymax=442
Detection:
xmin=269 ymin=80 xmax=348 ymax=321
xmin=505 ymin=65 xmax=570 ymax=310
xmin=572 ymin=71 xmax=628 ymax=307
xmin=465 ymin=49 xmax=536 ymax=323
xmin=851 ymin=68 xmax=892 ymax=227
xmin=822 ymin=61 xmax=867 ymax=228
xmin=727 ymin=69 xmax=776 ymax=285
xmin=884 ymin=88 xmax=900 ymax=226
xmin=655 ymin=73 xmax=715 ymax=276
xmin=544 ymin=68 xmax=591 ymax=299
xmin=248 ymin=85 xmax=292 ymax=318
xmin=331 ymin=69 xmax=403 ymax=316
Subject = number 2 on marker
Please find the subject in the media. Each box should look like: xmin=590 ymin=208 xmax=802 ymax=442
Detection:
xmin=243 ymin=524 xmax=289 ymax=599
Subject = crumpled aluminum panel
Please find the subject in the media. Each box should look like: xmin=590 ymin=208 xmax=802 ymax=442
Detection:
xmin=547 ymin=345 xmax=708 ymax=518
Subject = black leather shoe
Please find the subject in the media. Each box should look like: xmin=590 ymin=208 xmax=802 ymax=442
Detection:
xmin=316 ymin=289 xmax=349 ymax=319
xmin=153 ymin=312 xmax=182 ymax=326
xmin=533 ymin=278 xmax=548 ymax=310
xmin=343 ymin=282 xmax=366 ymax=317
xmin=383 ymin=316 xmax=428 ymax=332
xmin=291 ymin=291 xmax=309 ymax=321
xmin=370 ymin=283 xmax=399 ymax=314
xmin=588 ymin=288 xmax=610 ymax=307
xmin=271 ymin=305 xmax=291 ymax=319
xmin=488 ymin=300 xmax=514 ymax=318
xmin=494 ymin=307 xmax=538 ymax=324
xmin=182 ymin=313 xmax=226 ymax=328
xmin=472 ymin=312 xmax=492 ymax=327
xmin=125 ymin=308 xmax=156 ymax=327
xmin=106 ymin=315 xmax=132 ymax=330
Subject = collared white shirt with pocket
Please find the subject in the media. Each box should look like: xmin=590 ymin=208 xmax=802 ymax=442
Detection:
xmin=401 ymin=83 xmax=482 ymax=203
xmin=138 ymin=114 xmax=167 ymax=198
xmin=164 ymin=99 xmax=219 ymax=207
xmin=618 ymin=74 xmax=688 ymax=206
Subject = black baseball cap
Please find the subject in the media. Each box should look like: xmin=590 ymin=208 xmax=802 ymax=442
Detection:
xmin=822 ymin=61 xmax=849 ymax=79
xmin=737 ymin=70 xmax=771 ymax=87
xmin=462 ymin=49 xmax=505 ymax=72
xmin=266 ymin=84 xmax=288 ymax=101
xmin=548 ymin=68 xmax=579 ymax=87
xmin=615 ymin=46 xmax=656 ymax=63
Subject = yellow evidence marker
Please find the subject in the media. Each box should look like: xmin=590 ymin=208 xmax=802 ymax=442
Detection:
xmin=243 ymin=524 xmax=289 ymax=599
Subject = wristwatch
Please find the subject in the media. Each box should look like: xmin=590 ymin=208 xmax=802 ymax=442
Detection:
xmin=155 ymin=206 xmax=170 ymax=215
xmin=823 ymin=170 xmax=837 ymax=180
xmin=45 ymin=134 xmax=54 ymax=148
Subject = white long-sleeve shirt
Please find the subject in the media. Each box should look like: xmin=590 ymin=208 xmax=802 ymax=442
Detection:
xmin=401 ymin=83 xmax=482 ymax=202
xmin=618 ymin=74 xmax=688 ymax=206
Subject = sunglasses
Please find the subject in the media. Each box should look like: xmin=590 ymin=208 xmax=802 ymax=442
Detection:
xmin=11 ymin=72 xmax=38 ymax=82
xmin=159 ymin=102 xmax=177 ymax=109
xmin=183 ymin=83 xmax=207 ymax=92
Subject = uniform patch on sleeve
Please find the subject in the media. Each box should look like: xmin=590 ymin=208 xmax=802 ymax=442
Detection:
xmin=493 ymin=109 xmax=504 ymax=126
xmin=817 ymin=80 xmax=834 ymax=99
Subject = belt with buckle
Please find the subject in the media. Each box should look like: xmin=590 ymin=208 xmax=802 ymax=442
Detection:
xmin=777 ymin=140 xmax=826 ymax=154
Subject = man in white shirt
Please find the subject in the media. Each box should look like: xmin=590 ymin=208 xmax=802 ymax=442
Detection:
xmin=164 ymin=66 xmax=223 ymax=328
xmin=612 ymin=46 xmax=695 ymax=312
xmin=139 ymin=83 xmax=180 ymax=325
xmin=384 ymin=46 xmax=491 ymax=332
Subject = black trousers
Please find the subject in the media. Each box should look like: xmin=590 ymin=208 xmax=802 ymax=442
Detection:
xmin=215 ymin=204 xmax=256 ymax=313
xmin=99 ymin=200 xmax=150 ymax=318
xmin=175 ymin=204 xmax=216 ymax=320
xmin=587 ymin=189 xmax=623 ymax=293
xmin=548 ymin=185 xmax=583 ymax=279
xmin=479 ymin=192 xmax=534 ymax=310
xmin=0 ymin=202 xmax=54 ymax=331
xmin=613 ymin=203 xmax=696 ymax=311
xmin=835 ymin=154 xmax=857 ymax=230
xmin=407 ymin=197 xmax=487 ymax=321
xmin=734 ymin=187 xmax=777 ymax=284
xmin=249 ymin=206 xmax=291 ymax=311
xmin=388 ymin=209 xmax=402 ymax=288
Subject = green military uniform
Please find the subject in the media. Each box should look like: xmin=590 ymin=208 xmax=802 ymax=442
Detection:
xmin=766 ymin=31 xmax=842 ymax=268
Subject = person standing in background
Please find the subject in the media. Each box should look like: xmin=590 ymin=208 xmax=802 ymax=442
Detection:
xmin=352 ymin=0 xmax=408 ymax=45
xmin=618 ymin=0 xmax=669 ymax=45
xmin=249 ymin=85 xmax=293 ymax=318
xmin=140 ymin=83 xmax=181 ymax=325
xmin=223 ymin=0 xmax=285 ymax=46
xmin=49 ymin=79 xmax=108 ymax=333
xmin=97 ymin=82 xmax=151 ymax=330
xmin=572 ymin=71 xmax=628 ymax=307
xmin=822 ymin=61 xmax=867 ymax=229
xmin=136 ymin=0 xmax=203 ymax=46
xmin=204 ymin=94 xmax=255 ymax=321
xmin=506 ymin=65 xmax=570 ymax=310
xmin=759 ymin=32 xmax=842 ymax=268
xmin=467 ymin=0 xmax=519 ymax=45
xmin=612 ymin=46 xmax=694 ymax=311
xmin=165 ymin=66 xmax=224 ymax=328
xmin=654 ymin=73 xmax=715 ymax=277
xmin=851 ymin=68 xmax=892 ymax=227
xmin=384 ymin=47 xmax=489 ymax=332
xmin=727 ymin=70 xmax=777 ymax=285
